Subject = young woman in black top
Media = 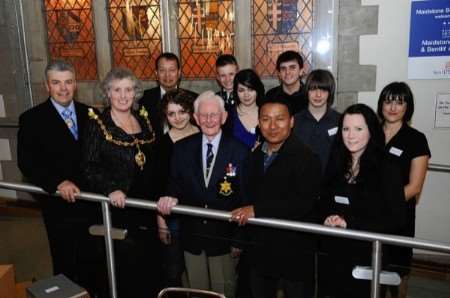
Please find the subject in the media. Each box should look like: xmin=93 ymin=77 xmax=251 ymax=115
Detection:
xmin=155 ymin=89 xmax=198 ymax=287
xmin=319 ymin=104 xmax=405 ymax=298
xmin=377 ymin=82 xmax=431 ymax=298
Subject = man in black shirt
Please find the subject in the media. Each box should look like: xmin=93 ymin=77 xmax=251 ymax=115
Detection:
xmin=231 ymin=97 xmax=321 ymax=298
xmin=265 ymin=50 xmax=307 ymax=114
xmin=139 ymin=52 xmax=197 ymax=138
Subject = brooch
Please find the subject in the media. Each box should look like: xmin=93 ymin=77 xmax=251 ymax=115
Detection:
xmin=219 ymin=177 xmax=233 ymax=196
xmin=219 ymin=163 xmax=237 ymax=196
xmin=225 ymin=163 xmax=237 ymax=177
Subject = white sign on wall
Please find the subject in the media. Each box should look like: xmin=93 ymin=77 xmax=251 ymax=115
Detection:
xmin=435 ymin=93 xmax=450 ymax=128
xmin=408 ymin=0 xmax=450 ymax=79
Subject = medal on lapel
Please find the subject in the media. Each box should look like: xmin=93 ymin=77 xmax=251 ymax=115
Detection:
xmin=219 ymin=177 xmax=233 ymax=196
xmin=219 ymin=163 xmax=237 ymax=196
xmin=225 ymin=163 xmax=236 ymax=177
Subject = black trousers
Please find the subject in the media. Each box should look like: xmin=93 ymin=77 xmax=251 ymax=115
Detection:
xmin=160 ymin=232 xmax=184 ymax=287
xmin=43 ymin=217 xmax=100 ymax=296
xmin=250 ymin=269 xmax=313 ymax=298
xmin=113 ymin=226 xmax=163 ymax=298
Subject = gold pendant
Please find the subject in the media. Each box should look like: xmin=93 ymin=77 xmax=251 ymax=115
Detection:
xmin=219 ymin=177 xmax=233 ymax=196
xmin=135 ymin=148 xmax=146 ymax=170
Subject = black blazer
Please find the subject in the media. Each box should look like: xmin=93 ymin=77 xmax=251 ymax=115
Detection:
xmin=246 ymin=134 xmax=322 ymax=281
xmin=319 ymin=158 xmax=406 ymax=258
xmin=139 ymin=86 xmax=198 ymax=139
xmin=167 ymin=132 xmax=249 ymax=256
xmin=17 ymin=98 xmax=96 ymax=222
xmin=81 ymin=107 xmax=158 ymax=227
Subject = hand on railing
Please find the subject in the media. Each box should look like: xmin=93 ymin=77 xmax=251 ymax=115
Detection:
xmin=324 ymin=215 xmax=347 ymax=228
xmin=57 ymin=180 xmax=80 ymax=203
xmin=157 ymin=196 xmax=178 ymax=215
xmin=230 ymin=205 xmax=255 ymax=226
xmin=108 ymin=190 xmax=126 ymax=208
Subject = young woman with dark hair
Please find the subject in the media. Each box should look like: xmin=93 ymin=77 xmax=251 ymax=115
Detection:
xmin=377 ymin=82 xmax=431 ymax=298
xmin=155 ymin=89 xmax=199 ymax=287
xmin=319 ymin=104 xmax=405 ymax=298
xmin=224 ymin=69 xmax=265 ymax=149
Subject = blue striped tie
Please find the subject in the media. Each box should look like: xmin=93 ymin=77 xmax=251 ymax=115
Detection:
xmin=206 ymin=143 xmax=214 ymax=177
xmin=62 ymin=109 xmax=78 ymax=140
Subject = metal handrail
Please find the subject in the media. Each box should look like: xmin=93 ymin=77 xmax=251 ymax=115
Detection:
xmin=428 ymin=163 xmax=450 ymax=173
xmin=1 ymin=180 xmax=450 ymax=298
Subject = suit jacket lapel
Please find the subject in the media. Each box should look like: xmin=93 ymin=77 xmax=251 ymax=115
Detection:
xmin=207 ymin=134 xmax=228 ymax=190
xmin=45 ymin=98 xmax=77 ymax=142
xmin=193 ymin=135 xmax=206 ymax=190
xmin=74 ymin=101 xmax=87 ymax=138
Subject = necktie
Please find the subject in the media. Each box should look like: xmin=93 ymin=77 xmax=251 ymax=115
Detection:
xmin=62 ymin=109 xmax=78 ymax=140
xmin=206 ymin=143 xmax=214 ymax=177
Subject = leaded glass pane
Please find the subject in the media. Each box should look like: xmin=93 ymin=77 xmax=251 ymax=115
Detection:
xmin=44 ymin=0 xmax=98 ymax=80
xmin=252 ymin=0 xmax=314 ymax=78
xmin=108 ymin=0 xmax=162 ymax=80
xmin=177 ymin=0 xmax=235 ymax=79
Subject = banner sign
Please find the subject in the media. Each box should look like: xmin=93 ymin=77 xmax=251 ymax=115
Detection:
xmin=408 ymin=0 xmax=450 ymax=79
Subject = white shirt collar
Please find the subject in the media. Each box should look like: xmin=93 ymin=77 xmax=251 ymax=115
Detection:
xmin=50 ymin=98 xmax=75 ymax=115
xmin=202 ymin=130 xmax=222 ymax=153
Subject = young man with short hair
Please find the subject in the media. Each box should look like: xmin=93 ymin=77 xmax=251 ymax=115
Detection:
xmin=266 ymin=50 xmax=308 ymax=114
xmin=215 ymin=54 xmax=239 ymax=111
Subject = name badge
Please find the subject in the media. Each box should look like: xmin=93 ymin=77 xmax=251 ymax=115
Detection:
xmin=389 ymin=146 xmax=403 ymax=157
xmin=334 ymin=196 xmax=350 ymax=205
xmin=328 ymin=127 xmax=338 ymax=136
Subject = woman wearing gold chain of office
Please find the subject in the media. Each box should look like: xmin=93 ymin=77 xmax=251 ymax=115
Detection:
xmin=82 ymin=67 xmax=162 ymax=298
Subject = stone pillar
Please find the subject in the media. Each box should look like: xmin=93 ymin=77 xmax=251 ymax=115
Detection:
xmin=336 ymin=0 xmax=378 ymax=111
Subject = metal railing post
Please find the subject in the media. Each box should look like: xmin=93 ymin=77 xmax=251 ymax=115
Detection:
xmin=101 ymin=201 xmax=117 ymax=298
xmin=2 ymin=181 xmax=450 ymax=298
xmin=371 ymin=240 xmax=382 ymax=298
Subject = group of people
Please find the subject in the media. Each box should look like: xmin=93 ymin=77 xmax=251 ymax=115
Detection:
xmin=17 ymin=50 xmax=430 ymax=298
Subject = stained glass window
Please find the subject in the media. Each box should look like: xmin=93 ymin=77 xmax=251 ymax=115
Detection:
xmin=252 ymin=0 xmax=314 ymax=77
xmin=44 ymin=0 xmax=98 ymax=80
xmin=108 ymin=0 xmax=162 ymax=80
xmin=177 ymin=0 xmax=235 ymax=79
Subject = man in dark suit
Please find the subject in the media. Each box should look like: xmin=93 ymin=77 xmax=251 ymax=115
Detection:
xmin=17 ymin=60 xmax=99 ymax=295
xmin=139 ymin=52 xmax=197 ymax=138
xmin=157 ymin=91 xmax=249 ymax=297
xmin=231 ymin=97 xmax=321 ymax=298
